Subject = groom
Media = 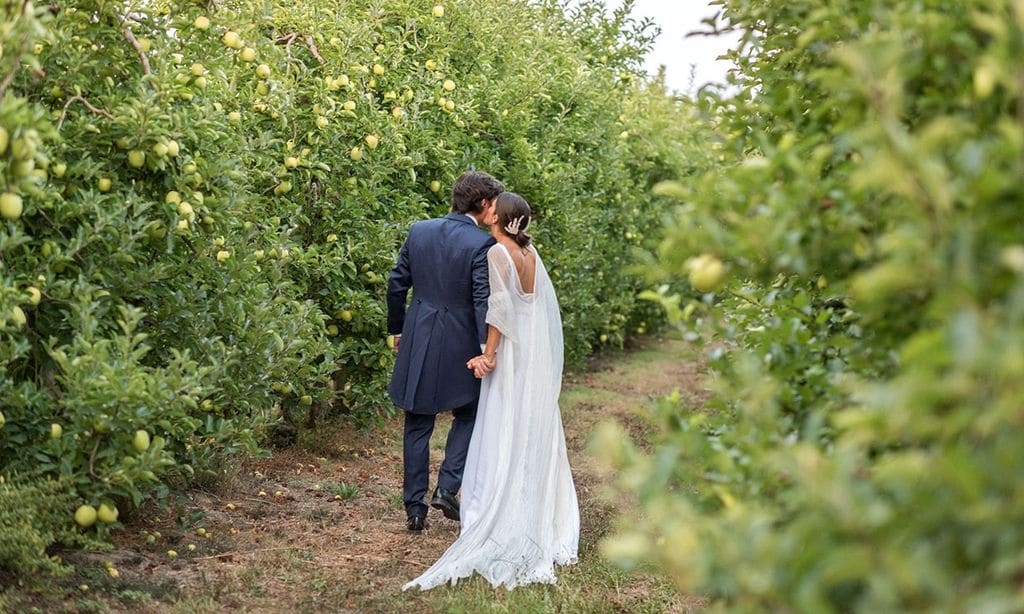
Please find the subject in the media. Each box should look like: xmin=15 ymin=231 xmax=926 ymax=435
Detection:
xmin=387 ymin=171 xmax=503 ymax=532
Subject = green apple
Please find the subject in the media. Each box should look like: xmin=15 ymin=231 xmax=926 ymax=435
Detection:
xmin=50 ymin=423 xmax=62 ymax=438
xmin=166 ymin=140 xmax=180 ymax=156
xmin=687 ymin=254 xmax=726 ymax=292
xmin=255 ymin=63 xmax=271 ymax=79
xmin=285 ymin=156 xmax=299 ymax=169
xmin=165 ymin=190 xmax=181 ymax=204
xmin=191 ymin=63 xmax=205 ymax=77
xmin=216 ymin=250 xmax=230 ymax=262
xmin=350 ymin=147 xmax=363 ymax=161
xmin=239 ymin=47 xmax=256 ymax=62
xmin=373 ymin=63 xmax=385 ymax=76
xmin=97 ymin=177 xmax=112 ymax=192
xmin=430 ymin=180 xmax=441 ymax=193
xmin=75 ymin=504 xmax=98 ymax=528
xmin=433 ymin=4 xmax=444 ymax=17
xmin=52 ymin=162 xmax=66 ymax=178
xmin=223 ymin=31 xmax=243 ymax=49
xmin=0 ymin=192 xmax=23 ymax=220
xmin=194 ymin=15 xmax=211 ymax=30
xmin=97 ymin=503 xmax=119 ymax=523
xmin=133 ymin=429 xmax=150 ymax=452
xmin=128 ymin=150 xmax=145 ymax=168
xmin=443 ymin=79 xmax=456 ymax=92
xmin=343 ymin=100 xmax=356 ymax=111
xmin=228 ymin=110 xmax=242 ymax=122
xmin=365 ymin=134 xmax=379 ymax=149
xmin=11 ymin=307 xmax=29 ymax=326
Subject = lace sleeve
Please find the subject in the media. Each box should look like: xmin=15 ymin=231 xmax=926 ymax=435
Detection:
xmin=485 ymin=246 xmax=517 ymax=342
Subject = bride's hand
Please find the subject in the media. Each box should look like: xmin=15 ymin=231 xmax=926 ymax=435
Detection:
xmin=466 ymin=355 xmax=496 ymax=378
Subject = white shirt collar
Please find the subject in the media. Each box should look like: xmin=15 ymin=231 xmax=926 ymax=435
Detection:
xmin=464 ymin=211 xmax=479 ymax=225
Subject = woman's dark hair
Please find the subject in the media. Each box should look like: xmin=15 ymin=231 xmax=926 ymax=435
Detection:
xmin=451 ymin=171 xmax=505 ymax=215
xmin=494 ymin=192 xmax=532 ymax=249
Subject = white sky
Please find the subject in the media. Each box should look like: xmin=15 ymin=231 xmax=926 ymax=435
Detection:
xmin=604 ymin=0 xmax=741 ymax=93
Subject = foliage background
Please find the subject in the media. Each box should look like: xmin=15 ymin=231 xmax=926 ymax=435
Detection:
xmin=599 ymin=0 xmax=1024 ymax=611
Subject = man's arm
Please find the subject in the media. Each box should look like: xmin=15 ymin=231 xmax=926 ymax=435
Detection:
xmin=471 ymin=243 xmax=491 ymax=345
xmin=387 ymin=238 xmax=412 ymax=337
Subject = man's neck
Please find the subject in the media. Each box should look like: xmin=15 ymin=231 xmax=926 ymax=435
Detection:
xmin=463 ymin=211 xmax=479 ymax=225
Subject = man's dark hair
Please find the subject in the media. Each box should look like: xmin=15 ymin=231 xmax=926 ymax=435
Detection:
xmin=451 ymin=171 xmax=505 ymax=215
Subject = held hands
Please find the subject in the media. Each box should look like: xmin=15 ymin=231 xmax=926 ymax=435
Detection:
xmin=467 ymin=354 xmax=496 ymax=379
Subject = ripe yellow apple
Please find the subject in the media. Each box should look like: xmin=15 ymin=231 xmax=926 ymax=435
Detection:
xmin=364 ymin=134 xmax=379 ymax=149
xmin=256 ymin=63 xmax=271 ymax=79
xmin=228 ymin=111 xmax=242 ymax=122
xmin=193 ymin=76 xmax=207 ymax=89
xmin=372 ymin=63 xmax=385 ymax=76
xmin=1 ymin=192 xmax=23 ymax=220
xmin=430 ymin=180 xmax=441 ymax=193
xmin=216 ymin=250 xmax=230 ymax=262
xmin=392 ymin=106 xmax=404 ymax=119
xmin=326 ymin=233 xmax=338 ymax=242
xmin=177 ymin=219 xmax=189 ymax=230
xmin=133 ymin=429 xmax=150 ymax=452
xmin=350 ymin=146 xmax=363 ymax=161
xmin=223 ymin=31 xmax=243 ymax=49
xmin=75 ymin=505 xmax=98 ymax=528
xmin=687 ymin=254 xmax=726 ymax=292
xmin=285 ymin=156 xmax=299 ymax=169
xmin=97 ymin=177 xmax=112 ymax=192
xmin=177 ymin=201 xmax=193 ymax=217
xmin=442 ymin=79 xmax=455 ymax=92
xmin=97 ymin=503 xmax=119 ymax=523
xmin=26 ymin=286 xmax=41 ymax=305
xmin=128 ymin=150 xmax=145 ymax=168
xmin=316 ymin=116 xmax=329 ymax=128
xmin=194 ymin=15 xmax=211 ymax=30
xmin=52 ymin=162 xmax=66 ymax=177
xmin=191 ymin=63 xmax=205 ymax=77
xmin=274 ymin=181 xmax=292 ymax=195
xmin=425 ymin=59 xmax=437 ymax=71
xmin=50 ymin=423 xmax=62 ymax=438
xmin=343 ymin=100 xmax=356 ymax=111
xmin=444 ymin=99 xmax=455 ymax=112
xmin=166 ymin=140 xmax=180 ymax=156
xmin=433 ymin=4 xmax=444 ymax=17
xmin=165 ymin=190 xmax=181 ymax=204
xmin=167 ymin=550 xmax=178 ymax=558
xmin=239 ymin=47 xmax=256 ymax=62
xmin=214 ymin=236 xmax=226 ymax=246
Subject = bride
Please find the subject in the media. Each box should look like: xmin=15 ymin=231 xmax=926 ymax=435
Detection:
xmin=403 ymin=191 xmax=580 ymax=590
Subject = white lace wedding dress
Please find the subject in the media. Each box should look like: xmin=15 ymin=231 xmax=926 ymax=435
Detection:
xmin=403 ymin=243 xmax=580 ymax=591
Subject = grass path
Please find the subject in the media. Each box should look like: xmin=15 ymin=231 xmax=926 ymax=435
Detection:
xmin=34 ymin=337 xmax=705 ymax=613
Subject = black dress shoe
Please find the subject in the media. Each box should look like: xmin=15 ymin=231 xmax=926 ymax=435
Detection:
xmin=406 ymin=515 xmax=426 ymax=532
xmin=430 ymin=487 xmax=460 ymax=521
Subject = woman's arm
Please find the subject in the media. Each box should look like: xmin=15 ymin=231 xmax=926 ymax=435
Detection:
xmin=467 ymin=325 xmax=502 ymax=378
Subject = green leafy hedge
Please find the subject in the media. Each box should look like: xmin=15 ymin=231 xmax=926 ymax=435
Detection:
xmin=601 ymin=0 xmax=1024 ymax=611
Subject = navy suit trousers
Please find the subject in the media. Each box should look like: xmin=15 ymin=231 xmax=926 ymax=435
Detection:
xmin=403 ymin=401 xmax=477 ymax=517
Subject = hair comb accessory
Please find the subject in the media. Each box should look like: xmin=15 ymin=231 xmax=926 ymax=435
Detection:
xmin=504 ymin=215 xmax=526 ymax=235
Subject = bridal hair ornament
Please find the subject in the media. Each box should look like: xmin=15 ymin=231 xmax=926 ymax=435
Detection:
xmin=504 ymin=215 xmax=528 ymax=235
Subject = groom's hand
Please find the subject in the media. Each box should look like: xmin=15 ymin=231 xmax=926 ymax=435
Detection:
xmin=391 ymin=334 xmax=400 ymax=353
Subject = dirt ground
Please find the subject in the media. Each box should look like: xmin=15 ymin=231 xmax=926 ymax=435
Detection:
xmin=34 ymin=336 xmax=706 ymax=613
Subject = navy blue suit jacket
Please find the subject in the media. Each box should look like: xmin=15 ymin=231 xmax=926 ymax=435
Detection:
xmin=387 ymin=213 xmax=495 ymax=414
